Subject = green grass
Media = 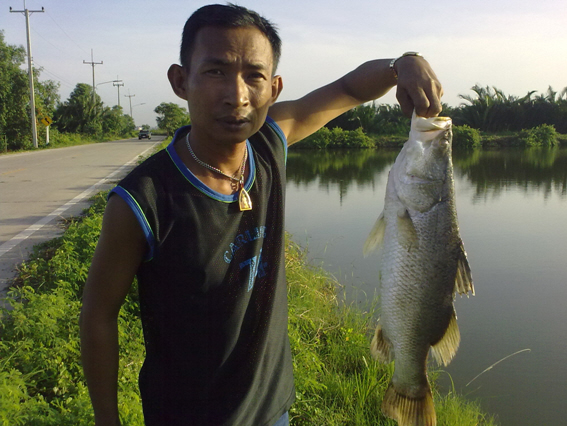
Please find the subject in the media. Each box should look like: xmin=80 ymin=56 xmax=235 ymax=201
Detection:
xmin=0 ymin=193 xmax=498 ymax=425
xmin=0 ymin=130 xmax=139 ymax=155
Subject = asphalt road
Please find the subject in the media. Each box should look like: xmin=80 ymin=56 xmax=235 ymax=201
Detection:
xmin=0 ymin=136 xmax=164 ymax=297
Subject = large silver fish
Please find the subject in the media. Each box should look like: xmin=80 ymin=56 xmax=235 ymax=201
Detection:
xmin=363 ymin=113 xmax=474 ymax=426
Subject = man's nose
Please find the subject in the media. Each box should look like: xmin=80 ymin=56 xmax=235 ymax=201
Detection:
xmin=224 ymin=76 xmax=250 ymax=107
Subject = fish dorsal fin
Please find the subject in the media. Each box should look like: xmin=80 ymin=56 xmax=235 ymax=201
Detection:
xmin=363 ymin=212 xmax=385 ymax=256
xmin=431 ymin=310 xmax=460 ymax=366
xmin=455 ymin=241 xmax=475 ymax=296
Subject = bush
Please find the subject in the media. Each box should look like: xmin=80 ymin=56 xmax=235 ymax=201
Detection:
xmin=0 ymin=193 xmax=145 ymax=425
xmin=452 ymin=125 xmax=481 ymax=148
xmin=519 ymin=124 xmax=558 ymax=147
xmin=47 ymin=128 xmax=87 ymax=147
xmin=297 ymin=127 xmax=374 ymax=149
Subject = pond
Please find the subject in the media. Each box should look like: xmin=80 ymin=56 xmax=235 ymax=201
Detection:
xmin=284 ymin=146 xmax=567 ymax=426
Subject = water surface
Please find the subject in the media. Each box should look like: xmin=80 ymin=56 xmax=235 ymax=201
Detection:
xmin=284 ymin=147 xmax=567 ymax=426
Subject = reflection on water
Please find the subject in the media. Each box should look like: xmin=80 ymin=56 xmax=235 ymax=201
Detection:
xmin=287 ymin=149 xmax=398 ymax=204
xmin=453 ymin=148 xmax=567 ymax=200
xmin=288 ymin=147 xmax=567 ymax=201
xmin=285 ymin=147 xmax=567 ymax=426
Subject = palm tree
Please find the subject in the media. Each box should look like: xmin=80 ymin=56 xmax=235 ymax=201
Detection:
xmin=456 ymin=85 xmax=537 ymax=132
xmin=54 ymin=84 xmax=103 ymax=135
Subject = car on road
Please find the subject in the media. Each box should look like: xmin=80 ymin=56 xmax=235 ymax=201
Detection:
xmin=138 ymin=130 xmax=152 ymax=140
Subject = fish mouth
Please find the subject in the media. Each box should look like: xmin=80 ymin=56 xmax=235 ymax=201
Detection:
xmin=412 ymin=113 xmax=452 ymax=132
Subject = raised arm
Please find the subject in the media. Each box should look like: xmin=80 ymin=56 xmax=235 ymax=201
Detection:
xmin=80 ymin=195 xmax=146 ymax=426
xmin=269 ymin=55 xmax=442 ymax=145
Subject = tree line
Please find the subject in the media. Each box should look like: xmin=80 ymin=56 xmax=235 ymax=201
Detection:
xmin=0 ymin=32 xmax=191 ymax=152
xmin=1 ymin=31 xmax=58 ymax=150
xmin=0 ymin=32 xmax=137 ymax=150
xmin=326 ymin=84 xmax=567 ymax=136
xmin=2 ymin=29 xmax=564 ymax=152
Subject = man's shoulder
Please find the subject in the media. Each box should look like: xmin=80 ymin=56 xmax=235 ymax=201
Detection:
xmin=116 ymin=147 xmax=173 ymax=196
xmin=250 ymin=117 xmax=287 ymax=160
xmin=261 ymin=116 xmax=287 ymax=144
xmin=129 ymin=147 xmax=171 ymax=177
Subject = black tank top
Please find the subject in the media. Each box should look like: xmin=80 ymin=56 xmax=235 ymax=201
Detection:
xmin=110 ymin=117 xmax=294 ymax=425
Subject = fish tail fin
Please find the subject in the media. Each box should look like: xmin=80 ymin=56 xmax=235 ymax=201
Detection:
xmin=381 ymin=382 xmax=437 ymax=426
xmin=431 ymin=310 xmax=460 ymax=366
xmin=370 ymin=324 xmax=393 ymax=363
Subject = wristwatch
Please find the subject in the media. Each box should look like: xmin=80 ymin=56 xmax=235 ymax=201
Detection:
xmin=389 ymin=52 xmax=423 ymax=79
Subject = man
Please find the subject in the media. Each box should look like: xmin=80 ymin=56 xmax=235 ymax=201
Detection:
xmin=80 ymin=4 xmax=442 ymax=426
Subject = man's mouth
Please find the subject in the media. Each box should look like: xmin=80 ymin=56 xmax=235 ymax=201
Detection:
xmin=219 ymin=116 xmax=251 ymax=130
xmin=222 ymin=116 xmax=250 ymax=124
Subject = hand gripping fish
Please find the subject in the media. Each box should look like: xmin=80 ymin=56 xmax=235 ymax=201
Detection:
xmin=363 ymin=112 xmax=474 ymax=426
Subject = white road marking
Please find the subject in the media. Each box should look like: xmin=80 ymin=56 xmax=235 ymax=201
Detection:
xmin=0 ymin=144 xmax=157 ymax=259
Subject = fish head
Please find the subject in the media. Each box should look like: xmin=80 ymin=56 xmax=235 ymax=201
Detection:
xmin=393 ymin=112 xmax=453 ymax=212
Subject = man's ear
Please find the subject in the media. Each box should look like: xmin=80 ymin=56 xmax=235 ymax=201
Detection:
xmin=168 ymin=64 xmax=189 ymax=100
xmin=270 ymin=75 xmax=284 ymax=105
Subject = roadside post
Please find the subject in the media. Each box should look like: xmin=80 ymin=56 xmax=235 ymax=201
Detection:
xmin=41 ymin=116 xmax=52 ymax=145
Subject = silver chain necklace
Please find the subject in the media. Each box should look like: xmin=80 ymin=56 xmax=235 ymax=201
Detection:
xmin=185 ymin=132 xmax=252 ymax=211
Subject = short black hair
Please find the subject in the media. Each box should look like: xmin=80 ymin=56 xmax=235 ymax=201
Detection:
xmin=180 ymin=3 xmax=282 ymax=73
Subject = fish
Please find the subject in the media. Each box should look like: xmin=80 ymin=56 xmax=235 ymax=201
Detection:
xmin=363 ymin=112 xmax=474 ymax=426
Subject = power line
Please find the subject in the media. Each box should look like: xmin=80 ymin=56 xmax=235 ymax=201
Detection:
xmin=30 ymin=24 xmax=87 ymax=65
xmin=30 ymin=25 xmax=68 ymax=56
xmin=33 ymin=61 xmax=76 ymax=89
xmin=45 ymin=9 xmax=89 ymax=56
xmin=10 ymin=3 xmax=45 ymax=149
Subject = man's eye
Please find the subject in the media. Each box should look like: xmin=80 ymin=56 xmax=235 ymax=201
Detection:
xmin=206 ymin=69 xmax=223 ymax=76
xmin=249 ymin=73 xmax=266 ymax=80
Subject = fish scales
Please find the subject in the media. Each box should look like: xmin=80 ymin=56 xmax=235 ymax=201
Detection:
xmin=364 ymin=113 xmax=474 ymax=426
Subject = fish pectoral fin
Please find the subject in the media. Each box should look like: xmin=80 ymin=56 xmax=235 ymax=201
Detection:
xmin=382 ymin=383 xmax=437 ymax=426
xmin=397 ymin=209 xmax=418 ymax=250
xmin=455 ymin=241 xmax=475 ymax=296
xmin=431 ymin=310 xmax=460 ymax=366
xmin=370 ymin=324 xmax=393 ymax=363
xmin=363 ymin=212 xmax=386 ymax=256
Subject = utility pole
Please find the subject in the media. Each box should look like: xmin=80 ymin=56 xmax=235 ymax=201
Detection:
xmin=113 ymin=77 xmax=124 ymax=107
xmin=96 ymin=78 xmax=124 ymax=107
xmin=10 ymin=2 xmax=44 ymax=149
xmin=83 ymin=49 xmax=103 ymax=100
xmin=125 ymin=91 xmax=136 ymax=117
xmin=131 ymin=103 xmax=145 ymax=125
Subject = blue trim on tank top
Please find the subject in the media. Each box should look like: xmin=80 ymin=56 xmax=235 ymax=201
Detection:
xmin=166 ymin=125 xmax=256 ymax=204
xmin=265 ymin=116 xmax=288 ymax=164
xmin=108 ymin=186 xmax=155 ymax=261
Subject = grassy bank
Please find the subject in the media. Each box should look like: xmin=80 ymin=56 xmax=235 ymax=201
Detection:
xmin=290 ymin=124 xmax=567 ymax=150
xmin=0 ymin=194 xmax=497 ymax=425
xmin=479 ymin=131 xmax=567 ymax=147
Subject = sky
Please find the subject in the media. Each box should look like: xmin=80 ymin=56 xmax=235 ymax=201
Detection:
xmin=2 ymin=0 xmax=567 ymax=127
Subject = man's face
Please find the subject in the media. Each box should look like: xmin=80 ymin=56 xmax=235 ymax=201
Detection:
xmin=171 ymin=26 xmax=282 ymax=145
